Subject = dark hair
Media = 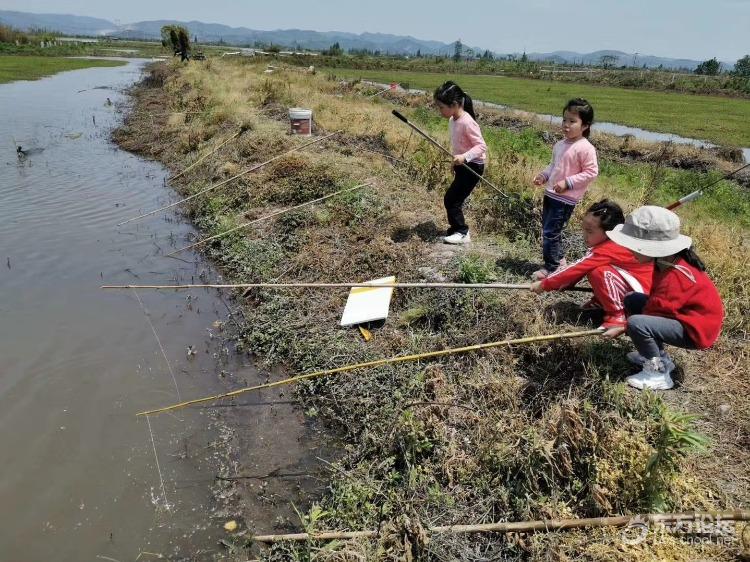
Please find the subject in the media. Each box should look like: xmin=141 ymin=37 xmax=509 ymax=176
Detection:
xmin=585 ymin=199 xmax=624 ymax=231
xmin=676 ymin=247 xmax=706 ymax=271
xmin=434 ymin=81 xmax=476 ymax=120
xmin=564 ymin=98 xmax=594 ymax=138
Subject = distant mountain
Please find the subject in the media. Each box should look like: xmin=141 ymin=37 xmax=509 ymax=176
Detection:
xmin=524 ymin=49 xmax=734 ymax=71
xmin=0 ymin=9 xmax=116 ymax=35
xmin=0 ymin=9 xmax=736 ymax=70
xmin=0 ymin=10 xmax=469 ymax=55
xmin=116 ymin=20 xmax=462 ymax=54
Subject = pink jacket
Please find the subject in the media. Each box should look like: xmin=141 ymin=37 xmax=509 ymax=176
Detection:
xmin=539 ymin=137 xmax=598 ymax=205
xmin=449 ymin=113 xmax=487 ymax=164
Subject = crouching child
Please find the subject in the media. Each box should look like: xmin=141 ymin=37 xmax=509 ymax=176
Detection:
xmin=605 ymin=206 xmax=724 ymax=390
xmin=530 ymin=199 xmax=654 ymax=330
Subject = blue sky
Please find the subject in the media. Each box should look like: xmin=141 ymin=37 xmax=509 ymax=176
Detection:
xmin=5 ymin=0 xmax=749 ymax=61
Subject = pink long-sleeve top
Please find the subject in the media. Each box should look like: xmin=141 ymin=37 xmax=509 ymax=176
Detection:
xmin=449 ymin=112 xmax=487 ymax=164
xmin=538 ymin=137 xmax=598 ymax=205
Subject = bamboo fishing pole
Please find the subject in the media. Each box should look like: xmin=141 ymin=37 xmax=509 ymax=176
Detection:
xmin=116 ymin=131 xmax=339 ymax=226
xmin=356 ymin=144 xmax=411 ymax=165
xmin=136 ymin=328 xmax=602 ymax=416
xmin=666 ymin=162 xmax=750 ymax=210
xmin=368 ymin=87 xmax=389 ymax=99
xmin=165 ymin=180 xmax=374 ymax=256
xmin=250 ymin=510 xmax=750 ymax=543
xmin=102 ymin=281 xmax=593 ymax=292
xmin=168 ymin=126 xmax=246 ymax=182
xmin=391 ymin=110 xmax=511 ymax=199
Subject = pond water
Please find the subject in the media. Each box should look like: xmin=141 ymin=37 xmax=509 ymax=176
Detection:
xmin=0 ymin=59 xmax=314 ymax=560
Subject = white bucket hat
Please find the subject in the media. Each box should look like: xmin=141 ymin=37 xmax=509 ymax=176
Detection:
xmin=607 ymin=206 xmax=692 ymax=258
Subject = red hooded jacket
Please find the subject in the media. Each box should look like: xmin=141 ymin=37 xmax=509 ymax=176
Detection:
xmin=541 ymin=239 xmax=654 ymax=293
xmin=643 ymin=258 xmax=724 ymax=349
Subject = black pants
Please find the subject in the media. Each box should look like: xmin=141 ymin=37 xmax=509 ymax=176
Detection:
xmin=444 ymin=162 xmax=484 ymax=235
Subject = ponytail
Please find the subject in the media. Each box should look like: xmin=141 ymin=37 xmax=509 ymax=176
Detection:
xmin=434 ymin=80 xmax=476 ymax=120
xmin=677 ymin=247 xmax=706 ymax=271
xmin=462 ymin=93 xmax=476 ymax=120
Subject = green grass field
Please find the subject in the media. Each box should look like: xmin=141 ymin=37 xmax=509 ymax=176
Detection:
xmin=329 ymin=68 xmax=750 ymax=147
xmin=0 ymin=56 xmax=126 ymax=84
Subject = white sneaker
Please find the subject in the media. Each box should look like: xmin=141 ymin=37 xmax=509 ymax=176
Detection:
xmin=626 ymin=357 xmax=675 ymax=390
xmin=443 ymin=231 xmax=471 ymax=245
xmin=626 ymin=350 xmax=674 ymax=371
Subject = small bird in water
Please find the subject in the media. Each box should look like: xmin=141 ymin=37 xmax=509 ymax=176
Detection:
xmin=16 ymin=146 xmax=44 ymax=157
xmin=186 ymin=345 xmax=197 ymax=358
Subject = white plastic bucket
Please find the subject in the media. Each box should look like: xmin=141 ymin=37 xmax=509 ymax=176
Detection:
xmin=289 ymin=108 xmax=312 ymax=136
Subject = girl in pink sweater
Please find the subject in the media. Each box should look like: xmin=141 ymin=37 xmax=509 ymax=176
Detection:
xmin=434 ymin=81 xmax=487 ymax=245
xmin=532 ymin=98 xmax=599 ymax=279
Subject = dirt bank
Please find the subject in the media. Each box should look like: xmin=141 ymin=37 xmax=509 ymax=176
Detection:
xmin=116 ymin=60 xmax=749 ymax=561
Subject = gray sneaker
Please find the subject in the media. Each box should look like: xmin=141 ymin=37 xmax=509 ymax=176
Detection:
xmin=626 ymin=357 xmax=675 ymax=390
xmin=627 ymin=350 xmax=674 ymax=371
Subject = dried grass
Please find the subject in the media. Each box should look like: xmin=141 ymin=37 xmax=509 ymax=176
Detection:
xmin=116 ymin=59 xmax=750 ymax=561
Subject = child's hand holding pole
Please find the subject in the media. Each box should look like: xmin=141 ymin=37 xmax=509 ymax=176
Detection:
xmin=600 ymin=325 xmax=626 ymax=339
xmin=529 ymin=281 xmax=544 ymax=294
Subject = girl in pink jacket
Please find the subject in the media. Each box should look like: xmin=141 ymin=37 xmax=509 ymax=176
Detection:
xmin=434 ymin=81 xmax=487 ymax=245
xmin=532 ymin=98 xmax=599 ymax=279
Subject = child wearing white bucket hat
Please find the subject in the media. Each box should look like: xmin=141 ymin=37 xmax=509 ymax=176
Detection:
xmin=605 ymin=206 xmax=724 ymax=390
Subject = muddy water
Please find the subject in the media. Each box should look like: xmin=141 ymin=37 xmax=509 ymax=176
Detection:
xmin=0 ymin=60 xmax=315 ymax=560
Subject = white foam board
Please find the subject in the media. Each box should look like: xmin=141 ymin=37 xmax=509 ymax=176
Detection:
xmin=339 ymin=276 xmax=396 ymax=327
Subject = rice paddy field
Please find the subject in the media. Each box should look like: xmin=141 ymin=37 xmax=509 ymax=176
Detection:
xmin=327 ymin=68 xmax=750 ymax=148
xmin=0 ymin=55 xmax=126 ymax=84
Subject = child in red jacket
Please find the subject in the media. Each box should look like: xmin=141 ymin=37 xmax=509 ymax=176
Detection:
xmin=530 ymin=199 xmax=653 ymax=330
xmin=605 ymin=206 xmax=724 ymax=390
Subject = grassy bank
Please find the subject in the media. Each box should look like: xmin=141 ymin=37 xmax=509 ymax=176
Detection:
xmin=115 ymin=60 xmax=750 ymax=560
xmin=0 ymin=55 xmax=126 ymax=84
xmin=0 ymin=39 xmax=235 ymax=60
xmin=327 ymin=68 xmax=750 ymax=148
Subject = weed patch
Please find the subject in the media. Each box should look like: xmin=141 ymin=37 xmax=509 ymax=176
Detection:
xmin=116 ymin=60 xmax=750 ymax=561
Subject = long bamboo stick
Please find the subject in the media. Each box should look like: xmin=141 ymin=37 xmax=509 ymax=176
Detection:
xmin=116 ymin=132 xmax=339 ymax=226
xmin=166 ymin=180 xmax=373 ymax=256
xmin=168 ymin=127 xmax=245 ymax=182
xmin=391 ymin=110 xmax=510 ymax=199
xmin=250 ymin=510 xmax=750 ymax=543
xmin=136 ymin=328 xmax=602 ymax=417
xmin=102 ymin=281 xmax=593 ymax=293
